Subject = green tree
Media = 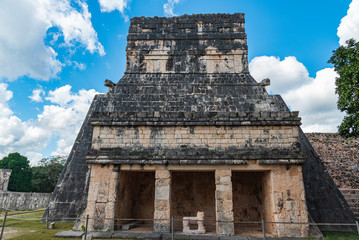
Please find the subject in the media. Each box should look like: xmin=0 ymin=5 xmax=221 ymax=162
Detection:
xmin=328 ymin=38 xmax=359 ymax=138
xmin=0 ymin=153 xmax=32 ymax=192
xmin=31 ymin=156 xmax=65 ymax=193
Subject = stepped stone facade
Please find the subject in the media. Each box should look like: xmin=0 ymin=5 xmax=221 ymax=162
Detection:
xmin=47 ymin=13 xmax=356 ymax=237
xmin=306 ymin=133 xmax=359 ymax=188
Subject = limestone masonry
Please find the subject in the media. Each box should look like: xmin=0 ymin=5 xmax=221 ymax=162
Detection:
xmin=0 ymin=169 xmax=11 ymax=191
xmin=47 ymin=13 xmax=356 ymax=237
xmin=306 ymin=133 xmax=359 ymax=188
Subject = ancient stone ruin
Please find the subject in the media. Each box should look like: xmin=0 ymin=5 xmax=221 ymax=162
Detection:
xmin=47 ymin=13 xmax=356 ymax=237
xmin=0 ymin=169 xmax=52 ymax=210
xmin=0 ymin=169 xmax=12 ymax=191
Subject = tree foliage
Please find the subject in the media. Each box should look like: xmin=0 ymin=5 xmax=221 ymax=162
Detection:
xmin=0 ymin=153 xmax=32 ymax=192
xmin=31 ymin=156 xmax=66 ymax=193
xmin=328 ymin=38 xmax=359 ymax=138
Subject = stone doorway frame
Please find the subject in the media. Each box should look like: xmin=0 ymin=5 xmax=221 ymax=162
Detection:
xmin=115 ymin=170 xmax=156 ymax=231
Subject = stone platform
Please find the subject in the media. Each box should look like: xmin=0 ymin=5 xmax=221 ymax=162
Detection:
xmin=54 ymin=230 xmax=313 ymax=239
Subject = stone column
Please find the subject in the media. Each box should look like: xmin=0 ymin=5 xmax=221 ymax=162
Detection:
xmin=215 ymin=170 xmax=234 ymax=235
xmin=0 ymin=169 xmax=12 ymax=191
xmin=154 ymin=169 xmax=171 ymax=232
xmin=271 ymin=166 xmax=309 ymax=238
xmin=85 ymin=164 xmax=119 ymax=231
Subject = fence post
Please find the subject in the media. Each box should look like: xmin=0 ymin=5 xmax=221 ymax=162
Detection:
xmin=84 ymin=214 xmax=89 ymax=240
xmin=261 ymin=218 xmax=266 ymax=240
xmin=0 ymin=211 xmax=8 ymax=240
xmin=356 ymin=221 xmax=359 ymax=235
xmin=46 ymin=208 xmax=49 ymax=229
xmin=171 ymin=216 xmax=174 ymax=240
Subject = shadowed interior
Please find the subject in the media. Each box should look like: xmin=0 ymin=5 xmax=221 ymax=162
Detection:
xmin=171 ymin=171 xmax=216 ymax=232
xmin=115 ymin=171 xmax=155 ymax=230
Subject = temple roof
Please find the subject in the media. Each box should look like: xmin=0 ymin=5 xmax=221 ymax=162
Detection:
xmin=91 ymin=13 xmax=300 ymax=125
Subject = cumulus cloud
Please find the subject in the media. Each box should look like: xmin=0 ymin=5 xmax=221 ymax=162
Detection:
xmin=0 ymin=0 xmax=104 ymax=81
xmin=249 ymin=56 xmax=310 ymax=94
xmin=98 ymin=0 xmax=128 ymax=13
xmin=0 ymin=83 xmax=13 ymax=117
xmin=98 ymin=0 xmax=130 ymax=21
xmin=249 ymin=57 xmax=342 ymax=132
xmin=282 ymin=68 xmax=344 ymax=132
xmin=164 ymin=0 xmax=180 ymax=17
xmin=337 ymin=0 xmax=359 ymax=45
xmin=29 ymin=89 xmax=45 ymax=102
xmin=0 ymin=84 xmax=100 ymax=165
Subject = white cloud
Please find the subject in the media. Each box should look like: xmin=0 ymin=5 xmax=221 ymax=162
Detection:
xmin=0 ymin=83 xmax=13 ymax=117
xmin=282 ymin=68 xmax=344 ymax=132
xmin=99 ymin=0 xmax=128 ymax=13
xmin=98 ymin=0 xmax=130 ymax=21
xmin=249 ymin=57 xmax=342 ymax=132
xmin=249 ymin=56 xmax=310 ymax=94
xmin=0 ymin=84 xmax=100 ymax=165
xmin=29 ymin=89 xmax=45 ymax=102
xmin=73 ymin=61 xmax=86 ymax=71
xmin=164 ymin=0 xmax=180 ymax=17
xmin=337 ymin=0 xmax=359 ymax=45
xmin=0 ymin=0 xmax=104 ymax=81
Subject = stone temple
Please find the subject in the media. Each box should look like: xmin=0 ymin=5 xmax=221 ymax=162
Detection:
xmin=47 ymin=13 xmax=356 ymax=237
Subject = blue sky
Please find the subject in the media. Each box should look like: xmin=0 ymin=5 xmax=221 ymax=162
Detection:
xmin=0 ymin=0 xmax=358 ymax=164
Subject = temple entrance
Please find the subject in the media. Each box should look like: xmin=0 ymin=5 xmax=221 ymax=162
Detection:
xmin=115 ymin=171 xmax=155 ymax=231
xmin=232 ymin=171 xmax=267 ymax=236
xmin=171 ymin=171 xmax=216 ymax=233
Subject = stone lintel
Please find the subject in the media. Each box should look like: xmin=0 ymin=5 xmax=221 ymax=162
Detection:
xmin=86 ymin=147 xmax=306 ymax=164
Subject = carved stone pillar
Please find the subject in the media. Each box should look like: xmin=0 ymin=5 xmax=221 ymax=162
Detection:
xmin=215 ymin=170 xmax=234 ymax=235
xmin=154 ymin=169 xmax=171 ymax=232
xmin=86 ymin=164 xmax=119 ymax=231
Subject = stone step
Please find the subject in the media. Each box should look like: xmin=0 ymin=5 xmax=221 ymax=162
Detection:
xmin=121 ymin=221 xmax=144 ymax=230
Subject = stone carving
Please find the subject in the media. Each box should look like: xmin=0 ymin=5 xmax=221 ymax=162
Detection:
xmin=260 ymin=78 xmax=270 ymax=86
xmin=105 ymin=79 xmax=116 ymax=93
xmin=183 ymin=211 xmax=205 ymax=234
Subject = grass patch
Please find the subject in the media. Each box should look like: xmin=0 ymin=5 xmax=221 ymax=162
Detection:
xmin=1 ymin=209 xmax=75 ymax=240
xmin=323 ymin=231 xmax=359 ymax=240
xmin=3 ymin=210 xmax=358 ymax=239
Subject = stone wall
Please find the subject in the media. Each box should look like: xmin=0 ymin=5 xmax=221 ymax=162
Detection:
xmin=306 ymin=133 xmax=359 ymax=188
xmin=126 ymin=14 xmax=248 ymax=74
xmin=89 ymin=125 xmax=304 ymax=165
xmin=0 ymin=191 xmax=51 ymax=210
xmin=93 ymin=125 xmax=298 ymax=150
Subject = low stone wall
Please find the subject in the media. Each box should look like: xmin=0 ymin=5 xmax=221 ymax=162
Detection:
xmin=0 ymin=191 xmax=52 ymax=210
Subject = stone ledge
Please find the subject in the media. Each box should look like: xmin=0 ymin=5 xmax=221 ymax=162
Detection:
xmin=90 ymin=111 xmax=301 ymax=127
xmin=54 ymin=230 xmax=84 ymax=238
xmin=54 ymin=231 xmax=311 ymax=239
xmin=86 ymin=159 xmax=248 ymax=165
xmin=127 ymin=32 xmax=247 ymax=41
xmin=130 ymin=13 xmax=245 ymax=25
xmin=86 ymin=146 xmax=306 ymax=164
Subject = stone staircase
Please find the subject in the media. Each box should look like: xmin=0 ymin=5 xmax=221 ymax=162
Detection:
xmin=340 ymin=188 xmax=359 ymax=219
